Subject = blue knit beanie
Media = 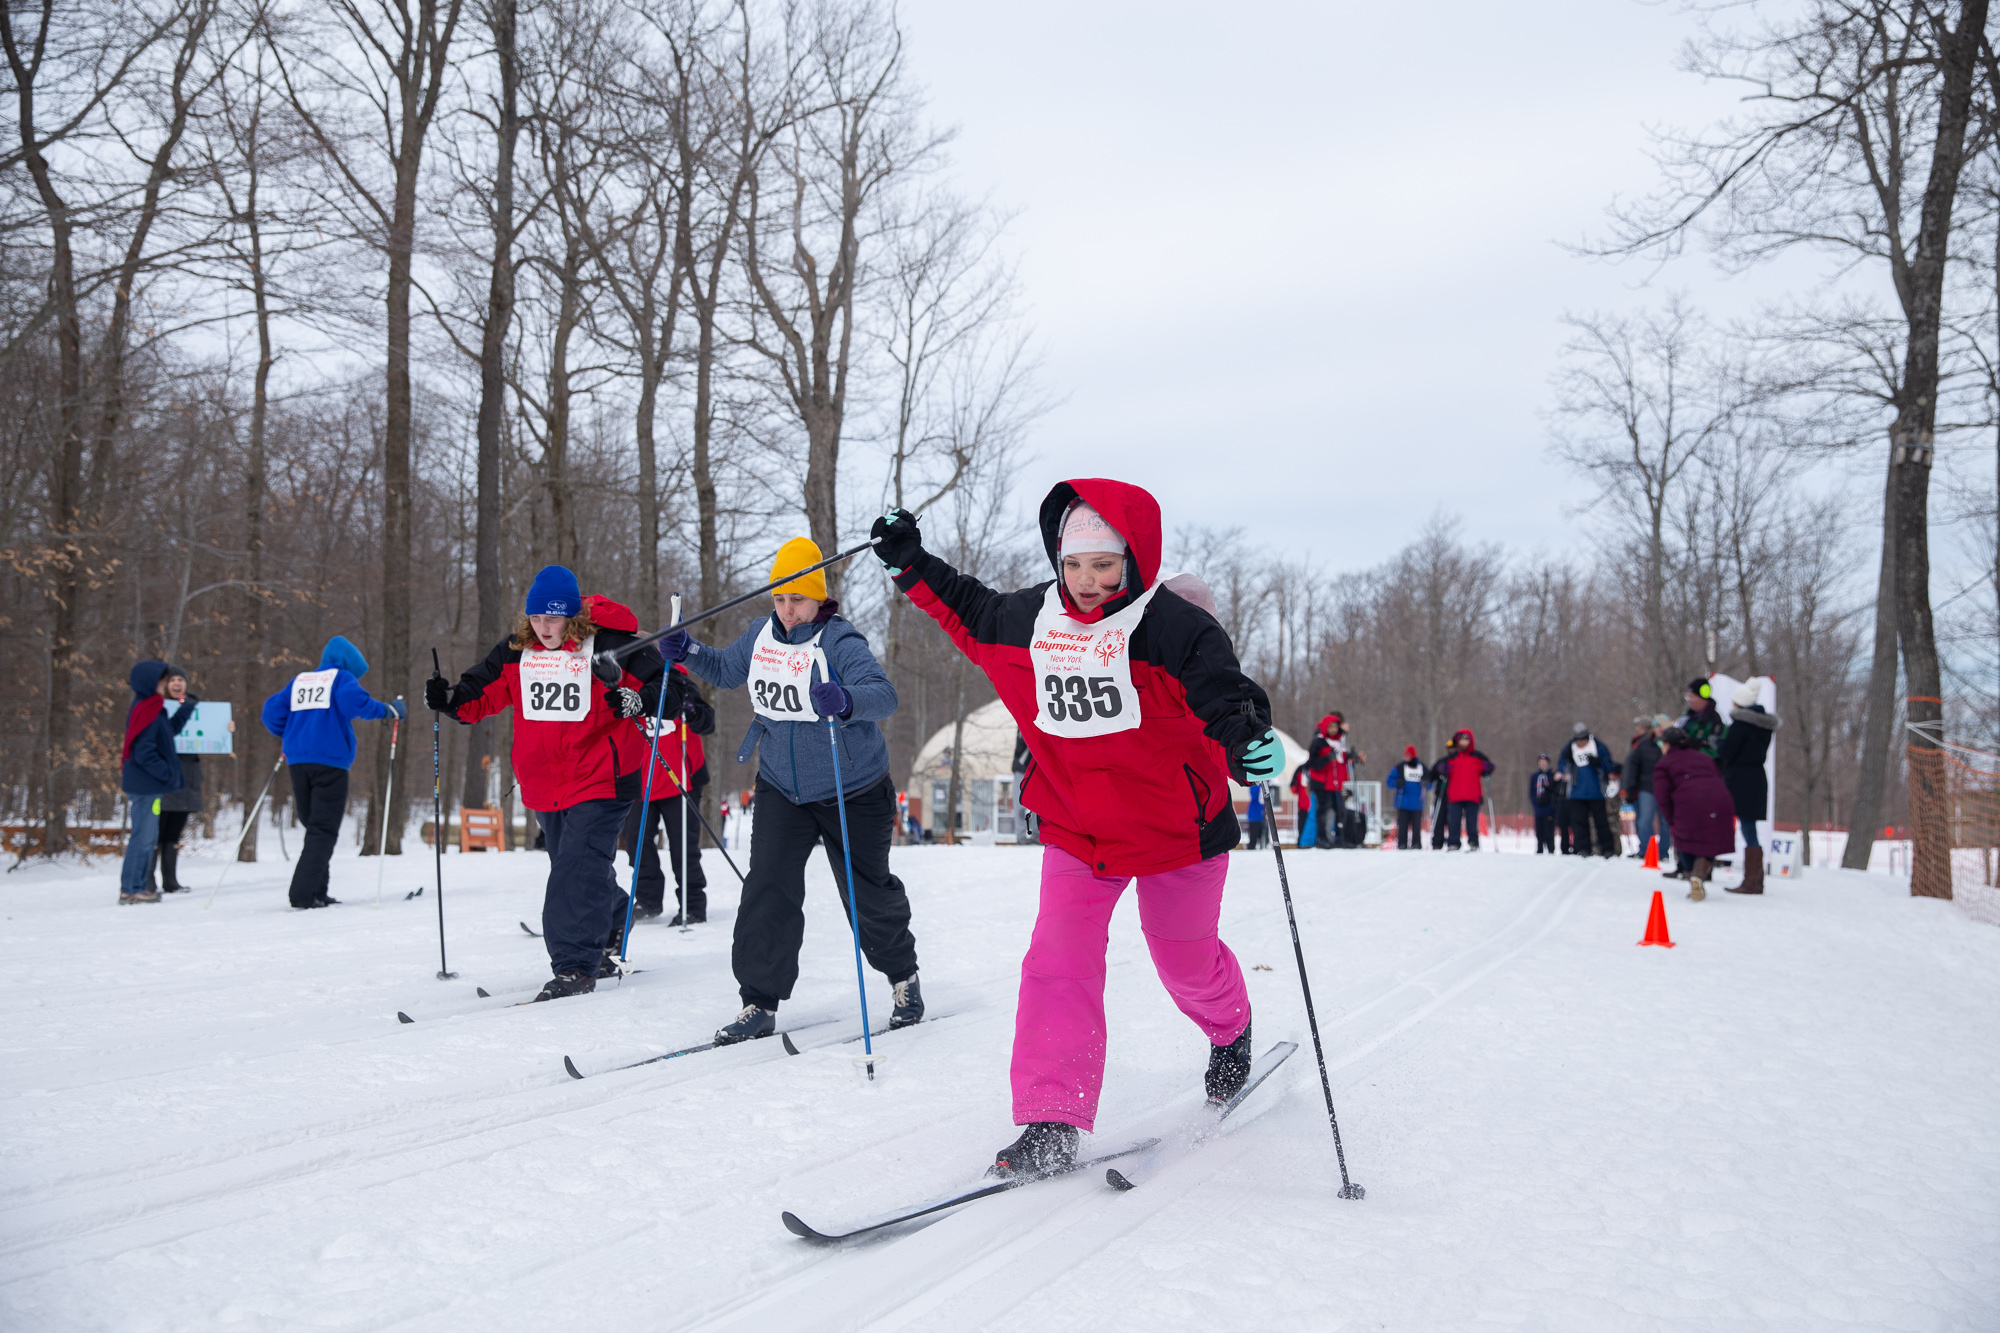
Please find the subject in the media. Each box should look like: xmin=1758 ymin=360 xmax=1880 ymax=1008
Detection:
xmin=524 ymin=565 xmax=581 ymax=617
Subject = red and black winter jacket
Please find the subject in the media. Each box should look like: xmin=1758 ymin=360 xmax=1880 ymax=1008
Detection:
xmin=440 ymin=594 xmax=664 ymax=812
xmin=1435 ymin=729 xmax=1495 ymax=803
xmin=893 ymin=478 xmax=1270 ymax=878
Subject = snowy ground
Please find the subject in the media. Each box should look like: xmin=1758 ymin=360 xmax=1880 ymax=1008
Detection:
xmin=5 ymin=829 xmax=1998 ymax=1331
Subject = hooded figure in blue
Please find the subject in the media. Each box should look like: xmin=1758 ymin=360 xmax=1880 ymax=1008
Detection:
xmin=261 ymin=635 xmax=406 ymax=909
xmin=118 ymin=659 xmax=197 ymax=902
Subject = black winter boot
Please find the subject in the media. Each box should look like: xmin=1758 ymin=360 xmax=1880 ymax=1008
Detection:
xmin=159 ymin=844 xmax=189 ymax=892
xmin=534 ymin=972 xmax=596 ymax=1001
xmin=599 ymin=949 xmax=623 ymax=978
xmin=889 ymin=973 xmax=924 ymax=1029
xmin=1205 ymin=1018 xmax=1253 ymax=1104
xmin=988 ymin=1121 xmax=1079 ymax=1178
xmin=714 ymin=1004 xmax=777 ymax=1045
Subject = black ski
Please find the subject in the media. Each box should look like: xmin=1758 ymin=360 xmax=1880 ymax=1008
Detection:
xmin=395 ymin=975 xmax=643 ymax=1023
xmin=562 ymin=1012 xmax=946 ymax=1079
xmin=782 ymin=1138 xmax=1162 ymax=1244
xmin=1104 ymin=1041 xmax=1297 ymax=1191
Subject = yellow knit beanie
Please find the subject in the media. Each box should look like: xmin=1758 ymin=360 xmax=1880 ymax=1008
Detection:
xmin=769 ymin=537 xmax=827 ymax=600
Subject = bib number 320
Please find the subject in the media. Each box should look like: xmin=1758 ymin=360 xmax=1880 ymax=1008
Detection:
xmin=752 ymin=679 xmax=806 ymax=715
xmin=1043 ymin=674 xmax=1122 ymax=723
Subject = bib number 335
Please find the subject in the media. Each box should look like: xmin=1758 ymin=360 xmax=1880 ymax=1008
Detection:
xmin=1042 ymin=674 xmax=1122 ymax=723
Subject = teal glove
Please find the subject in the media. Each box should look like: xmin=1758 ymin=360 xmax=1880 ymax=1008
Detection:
xmin=1234 ymin=728 xmax=1284 ymax=781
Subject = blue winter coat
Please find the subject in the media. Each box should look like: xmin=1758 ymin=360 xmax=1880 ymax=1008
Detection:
xmin=1385 ymin=759 xmax=1428 ymax=812
xmin=1557 ymin=737 xmax=1618 ymax=802
xmin=1529 ymin=769 xmax=1557 ymax=815
xmin=684 ymin=610 xmax=896 ymax=804
xmin=121 ymin=660 xmax=192 ymax=796
xmin=261 ymin=635 xmax=394 ymax=769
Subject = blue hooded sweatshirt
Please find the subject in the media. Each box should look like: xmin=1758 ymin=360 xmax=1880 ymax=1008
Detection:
xmin=122 ymin=660 xmax=191 ymax=796
xmin=261 ymin=635 xmax=394 ymax=769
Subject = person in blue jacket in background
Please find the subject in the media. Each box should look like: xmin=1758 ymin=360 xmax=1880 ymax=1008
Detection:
xmin=1384 ymin=745 xmax=1429 ymax=849
xmin=120 ymin=660 xmax=198 ymax=904
xmin=262 ymin=635 xmax=405 ymax=909
xmin=1556 ymin=722 xmax=1620 ymax=859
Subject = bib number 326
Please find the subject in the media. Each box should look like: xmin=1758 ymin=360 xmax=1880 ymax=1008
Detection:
xmin=527 ymin=680 xmax=583 ymax=714
xmin=1042 ymin=673 xmax=1122 ymax=724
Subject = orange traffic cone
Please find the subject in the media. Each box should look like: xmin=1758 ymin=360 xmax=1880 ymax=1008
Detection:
xmin=1642 ymin=835 xmax=1660 ymax=870
xmin=1637 ymin=890 xmax=1675 ymax=948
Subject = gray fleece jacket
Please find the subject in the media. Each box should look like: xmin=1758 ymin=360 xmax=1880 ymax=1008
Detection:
xmin=683 ymin=609 xmax=897 ymax=804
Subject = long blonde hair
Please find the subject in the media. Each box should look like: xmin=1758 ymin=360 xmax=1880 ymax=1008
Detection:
xmin=509 ymin=608 xmax=598 ymax=650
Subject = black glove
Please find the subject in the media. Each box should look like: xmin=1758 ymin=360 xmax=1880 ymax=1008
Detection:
xmin=871 ymin=507 xmax=923 ymax=575
xmin=605 ymin=686 xmax=644 ymax=719
xmin=424 ymin=675 xmax=454 ymax=713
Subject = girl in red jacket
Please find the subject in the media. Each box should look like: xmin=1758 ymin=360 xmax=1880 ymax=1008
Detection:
xmin=426 ymin=567 xmax=667 ymax=1000
xmin=873 ymin=479 xmax=1285 ymax=1175
xmin=1434 ymin=728 xmax=1494 ymax=851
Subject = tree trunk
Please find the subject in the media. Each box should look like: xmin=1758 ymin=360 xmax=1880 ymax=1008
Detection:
xmin=239 ymin=181 xmax=273 ymax=861
xmin=464 ymin=0 xmax=517 ymax=816
xmin=1844 ymin=476 xmax=1899 ymax=871
xmin=1889 ymin=0 xmax=1986 ymax=898
xmin=381 ymin=161 xmax=420 ymax=855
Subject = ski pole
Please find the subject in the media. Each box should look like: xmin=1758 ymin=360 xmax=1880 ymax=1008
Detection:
xmin=678 ymin=670 xmax=692 ymax=934
xmin=375 ymin=704 xmax=402 ymax=907
xmin=689 ymin=804 xmax=744 ymax=885
xmin=1265 ymin=779 xmax=1364 ymax=1200
xmin=819 ymin=650 xmax=876 ymax=1079
xmin=430 ymin=649 xmax=455 ymax=980
xmin=595 ymin=537 xmax=880 ymax=671
xmin=617 ymin=595 xmax=677 ymax=968
xmin=203 ymin=751 xmax=286 ymax=909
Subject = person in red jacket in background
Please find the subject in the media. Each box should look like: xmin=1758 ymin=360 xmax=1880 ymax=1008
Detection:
xmin=1305 ymin=712 xmax=1364 ymax=849
xmin=1434 ymin=728 xmax=1494 ymax=851
xmin=621 ymin=662 xmax=716 ymax=923
xmin=873 ymin=479 xmax=1285 ymax=1178
xmin=426 ymin=567 xmax=666 ymax=1000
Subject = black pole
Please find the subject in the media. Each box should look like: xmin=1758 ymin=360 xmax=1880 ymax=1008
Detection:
xmin=596 ymin=537 xmax=880 ymax=670
xmin=431 ymin=648 xmax=456 ymax=980
xmin=1266 ymin=780 xmax=1362 ymax=1199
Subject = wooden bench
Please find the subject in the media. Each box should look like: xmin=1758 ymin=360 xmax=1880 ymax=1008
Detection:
xmin=2 ymin=824 xmax=126 ymax=856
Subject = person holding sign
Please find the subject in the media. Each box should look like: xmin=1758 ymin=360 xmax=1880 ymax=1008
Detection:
xmin=261 ymin=636 xmax=405 ymax=909
xmin=119 ymin=660 xmax=198 ymax=904
xmin=155 ymin=665 xmax=235 ymax=894
xmin=427 ymin=568 xmax=664 ymax=1000
xmin=874 ymin=479 xmax=1284 ymax=1176
xmin=660 ymin=538 xmax=922 ymax=1045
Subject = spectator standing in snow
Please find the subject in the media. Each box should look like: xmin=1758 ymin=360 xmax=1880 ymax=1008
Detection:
xmin=154 ymin=666 xmax=234 ymax=894
xmin=1305 ymin=713 xmax=1363 ymax=849
xmin=874 ymin=481 xmax=1279 ymax=1176
xmin=1529 ymin=754 xmax=1558 ymax=854
xmin=1434 ymin=729 xmax=1493 ymax=850
xmin=1624 ymin=715 xmax=1672 ymax=862
xmin=1653 ymin=724 xmax=1736 ymax=900
xmin=1717 ymin=682 xmax=1781 ymax=895
xmin=1291 ymin=764 xmax=1315 ymax=849
xmin=1557 ymin=723 xmax=1620 ymax=858
xmin=1676 ymin=679 xmax=1725 ymax=757
xmin=119 ymin=660 xmax=197 ymax=904
xmin=261 ymin=636 xmax=404 ymax=910
xmin=1244 ymin=780 xmax=1268 ymax=849
xmin=1385 ymin=746 xmax=1428 ymax=849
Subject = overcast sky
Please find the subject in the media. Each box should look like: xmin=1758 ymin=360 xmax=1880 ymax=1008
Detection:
xmin=890 ymin=0 xmax=1861 ymax=572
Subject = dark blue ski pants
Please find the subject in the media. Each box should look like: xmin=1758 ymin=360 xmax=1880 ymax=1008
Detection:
xmin=536 ymin=797 xmax=631 ymax=976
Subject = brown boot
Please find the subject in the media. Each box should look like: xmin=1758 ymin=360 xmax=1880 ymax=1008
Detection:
xmin=1727 ymin=847 xmax=1765 ymax=894
xmin=1687 ymin=857 xmax=1711 ymax=901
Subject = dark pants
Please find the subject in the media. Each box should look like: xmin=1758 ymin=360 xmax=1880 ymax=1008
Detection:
xmin=1534 ymin=812 xmax=1557 ymax=853
xmin=288 ymin=763 xmax=349 ymax=907
xmin=537 ymin=797 xmax=632 ymax=976
xmin=1245 ymin=819 xmax=1267 ymax=850
xmin=622 ymin=792 xmax=707 ymax=917
xmin=1567 ymin=799 xmax=1616 ymax=857
xmin=1446 ymin=799 xmax=1480 ymax=849
xmin=1395 ymin=808 xmax=1421 ymax=849
xmin=736 ymin=774 xmax=918 ymax=1011
xmin=1555 ymin=799 xmax=1574 ymax=853
xmin=1312 ymin=785 xmax=1339 ymax=849
xmin=1430 ymin=794 xmax=1449 ymax=848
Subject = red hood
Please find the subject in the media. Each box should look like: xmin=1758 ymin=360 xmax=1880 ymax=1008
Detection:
xmin=1039 ymin=479 xmax=1162 ymax=615
xmin=584 ymin=594 xmax=639 ymax=633
xmin=1317 ymin=714 xmax=1344 ymax=738
xmin=1453 ymin=728 xmax=1475 ymax=747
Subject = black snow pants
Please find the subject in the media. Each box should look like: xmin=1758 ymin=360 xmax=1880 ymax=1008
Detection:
xmin=1534 ymin=812 xmax=1557 ymax=853
xmin=1567 ymin=799 xmax=1616 ymax=858
xmin=1395 ymin=807 xmax=1421 ymax=849
xmin=288 ymin=762 xmax=349 ymax=907
xmin=537 ymin=797 xmax=632 ymax=977
xmin=623 ymin=792 xmax=707 ymax=918
xmin=735 ymin=774 xmax=917 ymax=1011
xmin=1446 ymin=799 xmax=1481 ymax=850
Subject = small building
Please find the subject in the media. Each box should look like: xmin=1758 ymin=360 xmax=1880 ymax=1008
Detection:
xmin=907 ymin=699 xmax=1309 ymax=843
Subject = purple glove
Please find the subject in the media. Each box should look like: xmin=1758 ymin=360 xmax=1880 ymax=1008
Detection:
xmin=659 ymin=628 xmax=692 ymax=662
xmin=810 ymin=681 xmax=852 ymax=719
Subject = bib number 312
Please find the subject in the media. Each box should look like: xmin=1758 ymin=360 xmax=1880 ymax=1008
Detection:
xmin=1043 ymin=673 xmax=1122 ymax=724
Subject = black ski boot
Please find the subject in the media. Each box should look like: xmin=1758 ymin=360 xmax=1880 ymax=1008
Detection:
xmin=534 ymin=972 xmax=596 ymax=1002
xmin=988 ymin=1122 xmax=1079 ymax=1178
xmin=314 ymin=895 xmax=341 ymax=907
xmin=714 ymin=1004 xmax=776 ymax=1045
xmin=633 ymin=902 xmax=664 ymax=921
xmin=1205 ymin=1018 xmax=1253 ymax=1105
xmin=889 ymin=973 xmax=924 ymax=1029
xmin=666 ymin=910 xmax=706 ymax=926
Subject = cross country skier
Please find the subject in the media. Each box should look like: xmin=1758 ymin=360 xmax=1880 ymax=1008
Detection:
xmin=426 ymin=567 xmax=665 ymax=999
xmin=658 ymin=538 xmax=923 ymax=1044
xmin=261 ymin=636 xmax=405 ymax=909
xmin=872 ymin=479 xmax=1286 ymax=1177
xmin=621 ymin=661 xmax=715 ymax=923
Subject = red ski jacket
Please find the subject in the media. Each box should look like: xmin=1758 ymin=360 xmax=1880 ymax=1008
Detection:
xmin=441 ymin=594 xmax=664 ymax=812
xmin=894 ymin=478 xmax=1270 ymax=877
xmin=1436 ymin=729 xmax=1494 ymax=803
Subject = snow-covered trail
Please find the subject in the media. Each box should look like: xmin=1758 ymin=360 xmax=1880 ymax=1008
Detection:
xmin=4 ymin=837 xmax=1997 ymax=1331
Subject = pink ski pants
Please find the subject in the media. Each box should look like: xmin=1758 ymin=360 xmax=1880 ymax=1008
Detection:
xmin=1011 ymin=845 xmax=1249 ymax=1131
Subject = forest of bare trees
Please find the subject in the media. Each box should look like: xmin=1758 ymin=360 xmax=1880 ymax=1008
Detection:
xmin=4 ymin=0 xmax=2000 ymax=892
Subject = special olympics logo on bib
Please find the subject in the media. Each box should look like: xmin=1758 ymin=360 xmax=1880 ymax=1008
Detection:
xmin=785 ymin=650 xmax=811 ymax=678
xmin=1093 ymin=630 xmax=1126 ymax=666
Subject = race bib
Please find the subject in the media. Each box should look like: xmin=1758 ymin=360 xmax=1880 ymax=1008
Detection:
xmin=520 ymin=635 xmax=594 ymax=722
xmin=1028 ymin=581 xmax=1162 ymax=739
xmin=290 ymin=669 xmax=337 ymax=711
xmin=747 ymin=622 xmax=823 ymax=723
